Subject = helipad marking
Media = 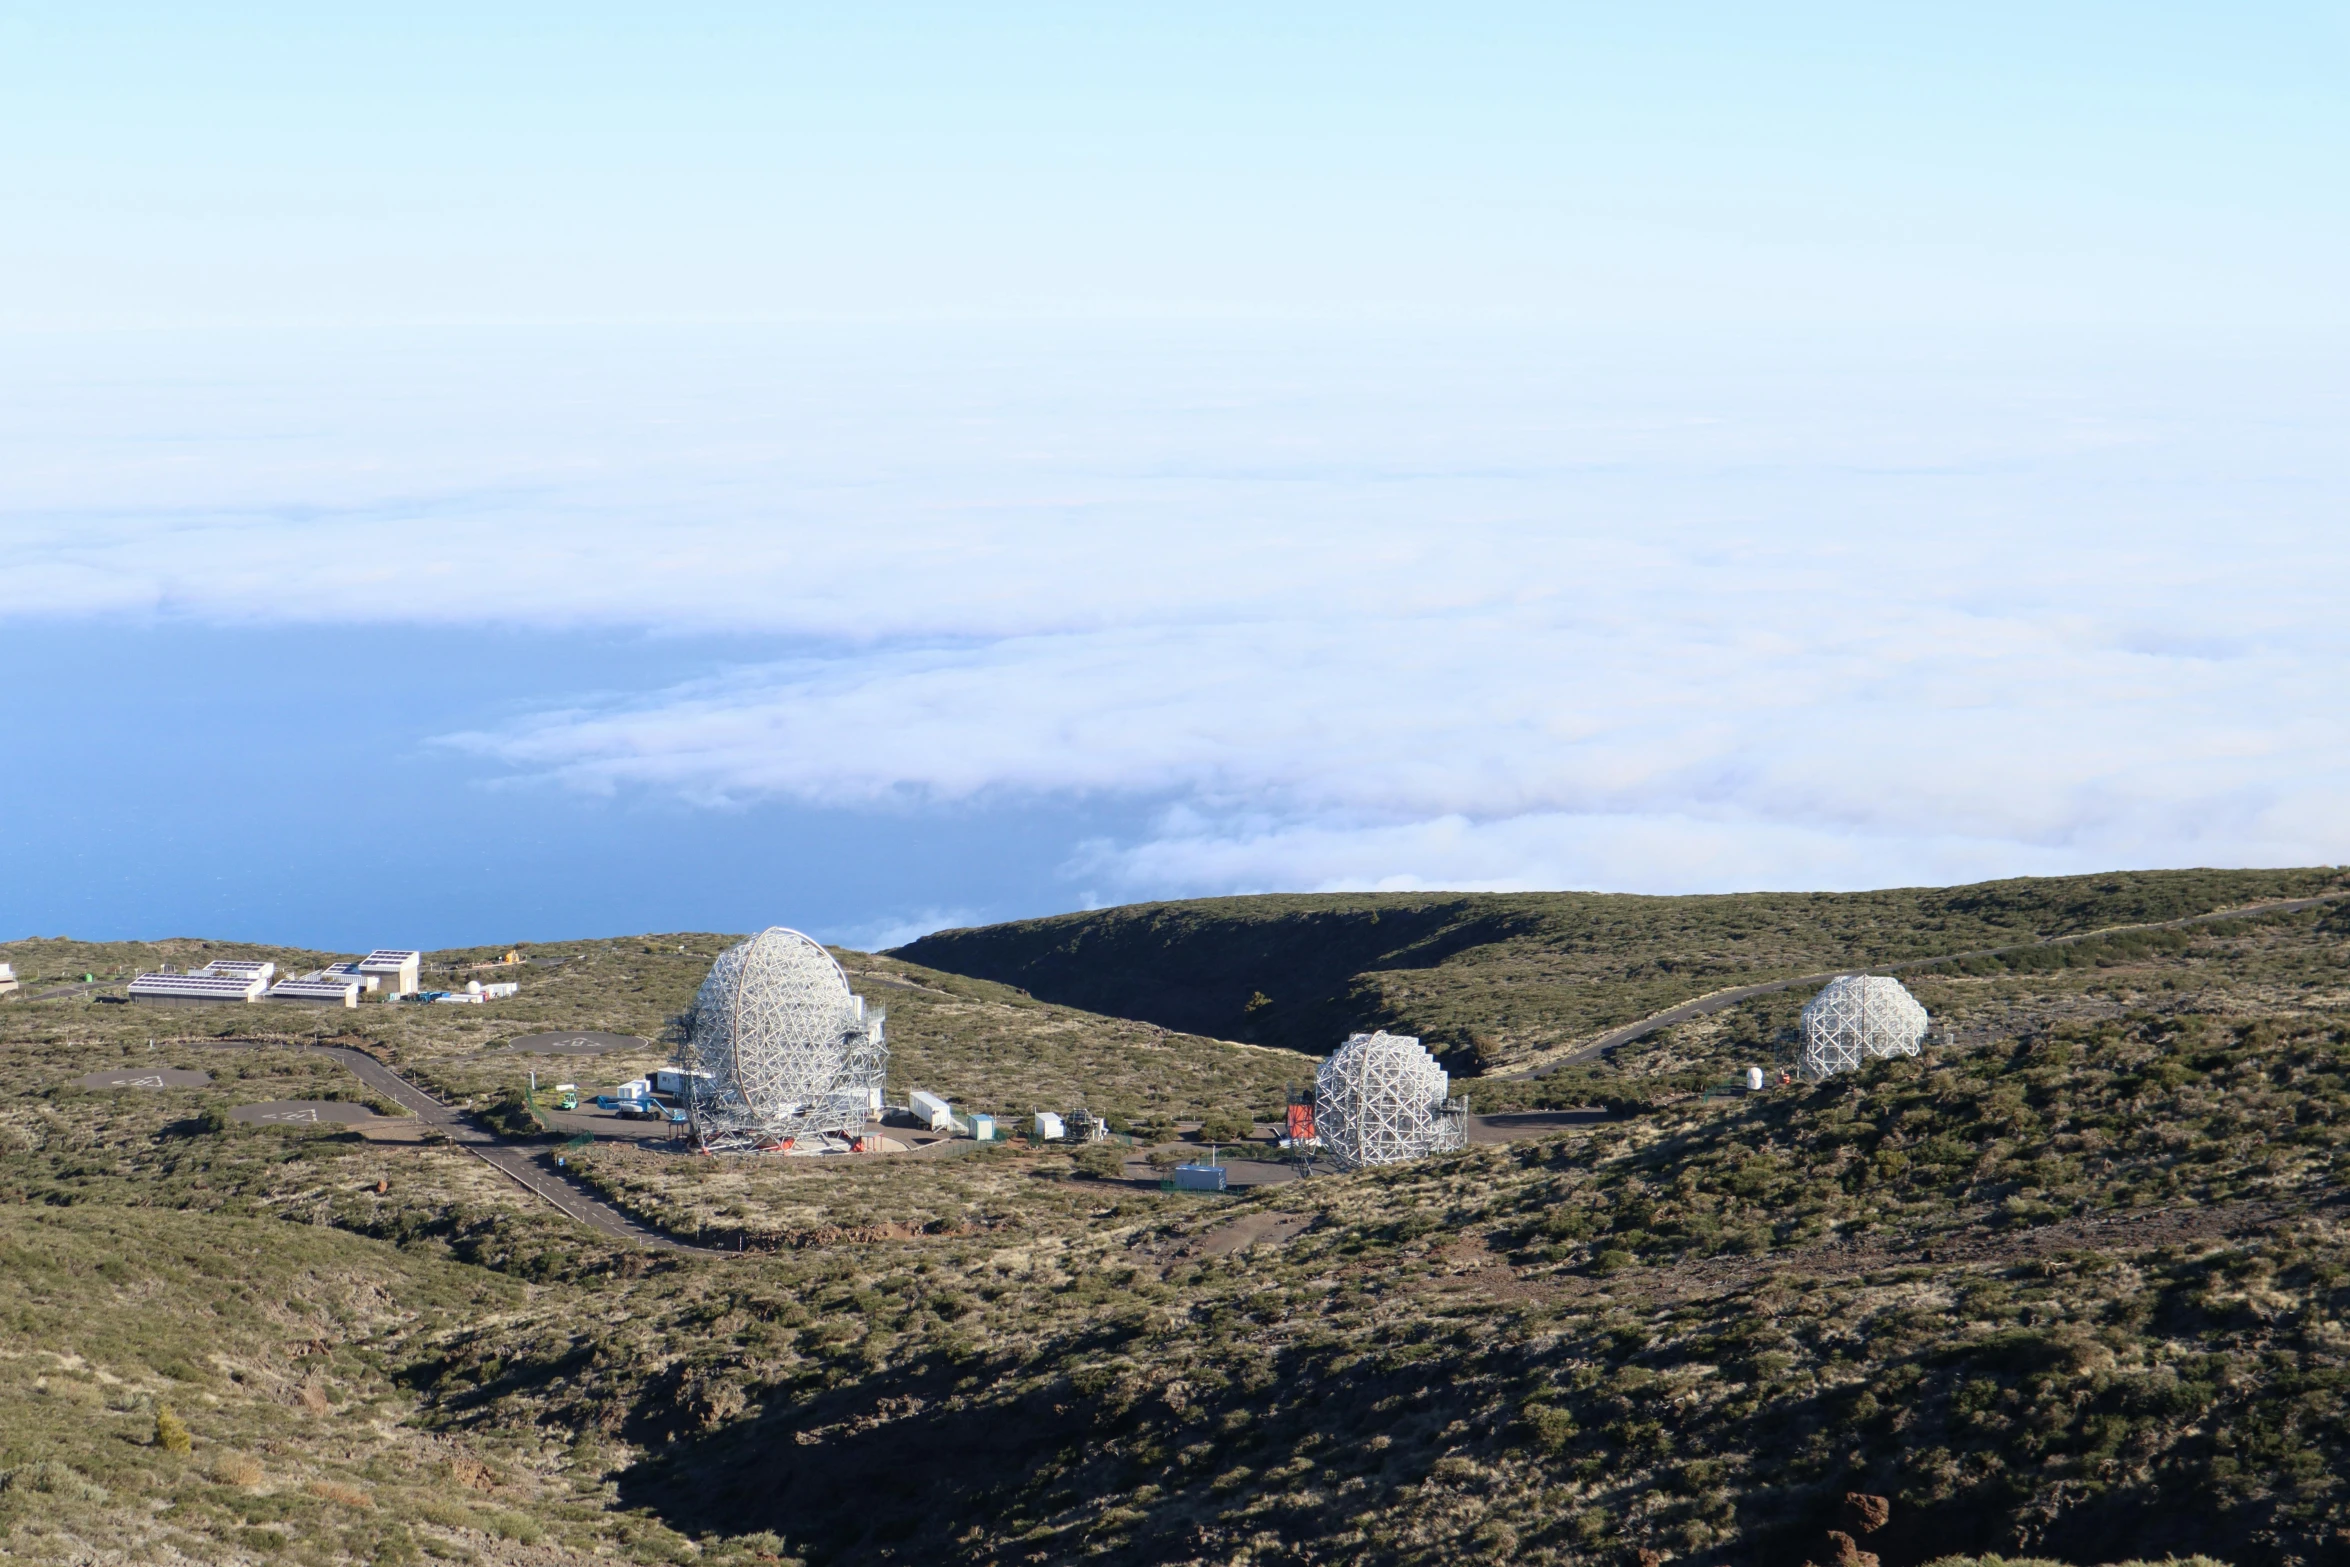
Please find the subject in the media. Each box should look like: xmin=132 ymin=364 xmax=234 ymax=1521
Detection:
xmin=505 ymin=1031 xmax=646 ymax=1055
xmin=76 ymin=1068 xmax=213 ymax=1091
xmin=228 ymin=1100 xmax=379 ymax=1126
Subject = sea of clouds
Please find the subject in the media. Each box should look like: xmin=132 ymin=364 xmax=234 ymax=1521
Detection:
xmin=4 ymin=324 xmax=2343 ymax=903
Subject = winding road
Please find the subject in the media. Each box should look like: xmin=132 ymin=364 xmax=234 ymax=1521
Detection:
xmin=93 ymin=887 xmax=2350 ymax=1246
xmin=1518 ymin=890 xmax=2348 ymax=1078
xmin=198 ymin=1039 xmax=704 ymax=1252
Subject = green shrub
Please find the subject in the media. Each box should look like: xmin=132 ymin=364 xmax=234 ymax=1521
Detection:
xmin=1519 ymin=1402 xmax=1576 ymax=1452
xmin=1197 ymin=1112 xmax=1254 ymax=1143
xmin=482 ymin=1509 xmax=545 ymax=1544
xmin=0 ymin=1461 xmax=109 ymax=1503
xmin=154 ymin=1405 xmax=192 ymax=1454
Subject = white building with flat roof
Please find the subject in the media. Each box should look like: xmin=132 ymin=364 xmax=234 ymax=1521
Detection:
xmin=197 ymin=960 xmax=276 ymax=984
xmin=130 ymin=972 xmax=266 ymax=1005
xmin=267 ymin=977 xmax=360 ymax=1008
xmin=0 ymin=963 xmax=16 ymax=997
xmin=357 ymin=950 xmax=422 ymax=996
xmin=320 ymin=961 xmax=379 ymax=992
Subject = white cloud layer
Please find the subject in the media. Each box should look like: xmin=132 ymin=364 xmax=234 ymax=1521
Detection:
xmin=6 ymin=326 xmax=2347 ymax=900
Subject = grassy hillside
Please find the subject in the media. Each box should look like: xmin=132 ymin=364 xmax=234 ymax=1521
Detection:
xmin=452 ymin=898 xmax=2350 ymax=1567
xmin=0 ymin=933 xmax=1301 ymax=1129
xmin=4 ymin=880 xmax=2350 ymax=1564
xmin=890 ymin=868 xmax=2349 ymax=1072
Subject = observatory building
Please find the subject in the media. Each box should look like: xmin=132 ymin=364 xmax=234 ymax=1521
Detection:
xmin=678 ymin=927 xmax=887 ymax=1153
xmin=1313 ymin=1030 xmax=1469 ymax=1171
xmin=1799 ymin=974 xmax=1930 ymax=1082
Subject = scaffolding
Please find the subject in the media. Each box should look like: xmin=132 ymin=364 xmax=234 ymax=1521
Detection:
xmin=1313 ymin=1031 xmax=1469 ymax=1171
xmin=1798 ymin=974 xmax=1929 ymax=1082
xmin=679 ymin=928 xmax=887 ymax=1153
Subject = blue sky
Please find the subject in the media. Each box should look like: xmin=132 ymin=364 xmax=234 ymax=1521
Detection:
xmin=2 ymin=7 xmax=2345 ymax=950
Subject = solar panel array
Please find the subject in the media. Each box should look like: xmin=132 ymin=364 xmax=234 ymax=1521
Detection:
xmin=266 ymin=978 xmax=360 ymax=1004
xmin=196 ymin=960 xmax=276 ymax=982
xmin=129 ymin=972 xmax=267 ymax=1001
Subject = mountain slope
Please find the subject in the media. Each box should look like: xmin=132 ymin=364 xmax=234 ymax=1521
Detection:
xmin=891 ymin=869 xmax=2349 ymax=1071
xmin=6 ymin=889 xmax=2350 ymax=1564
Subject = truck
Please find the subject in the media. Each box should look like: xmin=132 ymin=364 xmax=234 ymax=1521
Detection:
xmin=598 ymin=1079 xmax=656 ymax=1118
xmin=908 ymin=1089 xmax=954 ymax=1132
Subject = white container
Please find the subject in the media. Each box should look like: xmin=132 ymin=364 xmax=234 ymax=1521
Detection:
xmin=909 ymin=1089 xmax=954 ymax=1131
xmin=1033 ymin=1111 xmax=1066 ymax=1141
xmin=1173 ymin=1164 xmax=1228 ymax=1192
xmin=971 ymin=1114 xmax=996 ymax=1141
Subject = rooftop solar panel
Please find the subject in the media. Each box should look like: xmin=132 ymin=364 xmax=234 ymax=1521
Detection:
xmin=129 ymin=973 xmax=266 ymax=1000
xmin=267 ymin=979 xmax=360 ymax=1000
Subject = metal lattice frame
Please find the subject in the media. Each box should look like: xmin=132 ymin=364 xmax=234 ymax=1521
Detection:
xmin=1313 ymin=1031 xmax=1469 ymax=1171
xmin=680 ymin=928 xmax=887 ymax=1152
xmin=1798 ymin=974 xmax=1929 ymax=1082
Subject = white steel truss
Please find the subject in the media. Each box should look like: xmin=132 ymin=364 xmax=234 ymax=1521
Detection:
xmin=1314 ymin=1031 xmax=1469 ymax=1171
xmin=1798 ymin=974 xmax=1929 ymax=1082
xmin=679 ymin=928 xmax=886 ymax=1153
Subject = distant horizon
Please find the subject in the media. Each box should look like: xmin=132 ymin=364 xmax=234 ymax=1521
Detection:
xmin=6 ymin=9 xmax=2344 ymax=947
xmin=8 ymin=860 xmax=2342 ymax=958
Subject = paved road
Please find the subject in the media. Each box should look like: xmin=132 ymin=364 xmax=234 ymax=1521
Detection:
xmin=198 ymin=1039 xmax=703 ymax=1252
xmin=28 ymin=980 xmax=111 ymax=1001
xmin=1517 ymin=890 xmax=2349 ymax=1079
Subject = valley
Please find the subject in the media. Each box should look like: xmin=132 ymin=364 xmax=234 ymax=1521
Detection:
xmin=2 ymin=869 xmax=2347 ymax=1565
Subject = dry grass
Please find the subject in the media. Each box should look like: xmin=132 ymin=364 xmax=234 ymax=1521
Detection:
xmin=6 ymin=888 xmax=2350 ymax=1563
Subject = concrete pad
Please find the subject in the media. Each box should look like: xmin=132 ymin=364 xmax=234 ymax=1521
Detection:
xmin=503 ymin=1031 xmax=647 ymax=1055
xmin=230 ymin=1101 xmax=380 ymax=1126
xmin=77 ymin=1068 xmax=212 ymax=1090
xmin=1213 ymin=1158 xmax=1300 ymax=1188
